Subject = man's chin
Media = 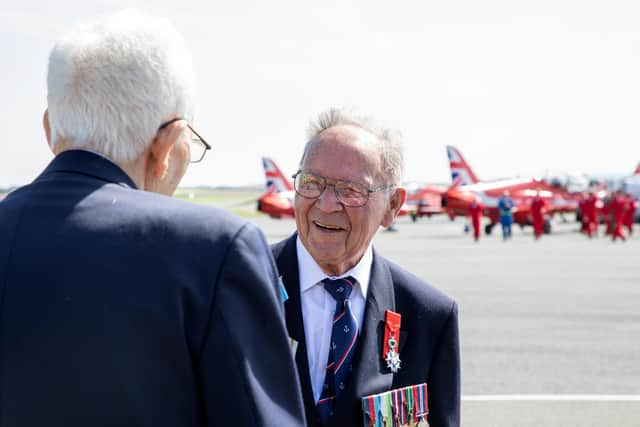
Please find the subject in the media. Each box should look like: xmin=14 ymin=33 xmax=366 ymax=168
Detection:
xmin=307 ymin=241 xmax=343 ymax=264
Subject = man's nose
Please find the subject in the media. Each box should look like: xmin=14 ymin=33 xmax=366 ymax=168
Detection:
xmin=314 ymin=185 xmax=342 ymax=212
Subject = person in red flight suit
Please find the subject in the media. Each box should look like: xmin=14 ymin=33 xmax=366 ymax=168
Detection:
xmin=610 ymin=191 xmax=627 ymax=242
xmin=582 ymin=192 xmax=598 ymax=238
xmin=468 ymin=198 xmax=483 ymax=241
xmin=530 ymin=191 xmax=547 ymax=240
xmin=622 ymin=193 xmax=637 ymax=236
xmin=602 ymin=195 xmax=613 ymax=236
xmin=589 ymin=192 xmax=600 ymax=237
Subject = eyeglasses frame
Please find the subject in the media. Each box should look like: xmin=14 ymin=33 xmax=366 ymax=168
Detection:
xmin=157 ymin=117 xmax=211 ymax=163
xmin=291 ymin=170 xmax=392 ymax=207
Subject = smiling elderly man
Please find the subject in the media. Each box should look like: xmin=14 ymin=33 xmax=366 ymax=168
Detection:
xmin=271 ymin=108 xmax=461 ymax=427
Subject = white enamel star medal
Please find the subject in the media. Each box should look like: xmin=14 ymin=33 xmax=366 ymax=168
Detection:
xmin=384 ymin=336 xmax=401 ymax=373
xmin=382 ymin=310 xmax=402 ymax=373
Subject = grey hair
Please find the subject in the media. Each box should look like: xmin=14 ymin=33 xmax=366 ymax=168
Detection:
xmin=46 ymin=10 xmax=196 ymax=163
xmin=301 ymin=107 xmax=405 ymax=187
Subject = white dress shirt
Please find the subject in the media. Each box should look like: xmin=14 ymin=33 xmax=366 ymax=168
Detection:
xmin=295 ymin=236 xmax=372 ymax=403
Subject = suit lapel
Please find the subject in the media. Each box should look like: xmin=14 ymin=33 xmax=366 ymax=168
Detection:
xmin=273 ymin=235 xmax=320 ymax=427
xmin=328 ymin=250 xmax=396 ymax=427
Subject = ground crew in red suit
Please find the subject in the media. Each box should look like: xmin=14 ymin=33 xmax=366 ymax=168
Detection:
xmin=582 ymin=192 xmax=598 ymax=238
xmin=468 ymin=198 xmax=483 ymax=241
xmin=623 ymin=193 xmax=637 ymax=236
xmin=610 ymin=191 xmax=627 ymax=242
xmin=589 ymin=192 xmax=600 ymax=237
xmin=530 ymin=191 xmax=547 ymax=239
xmin=602 ymin=195 xmax=614 ymax=236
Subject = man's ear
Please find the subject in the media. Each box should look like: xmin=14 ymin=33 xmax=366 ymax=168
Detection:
xmin=381 ymin=187 xmax=407 ymax=228
xmin=148 ymin=120 xmax=185 ymax=178
xmin=43 ymin=109 xmax=52 ymax=149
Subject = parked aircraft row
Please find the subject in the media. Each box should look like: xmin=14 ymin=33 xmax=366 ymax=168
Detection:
xmin=442 ymin=146 xmax=579 ymax=234
xmin=257 ymin=147 xmax=640 ymax=232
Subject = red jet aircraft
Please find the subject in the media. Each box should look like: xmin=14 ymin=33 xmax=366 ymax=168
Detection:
xmin=443 ymin=145 xmax=578 ymax=234
xmin=256 ymin=157 xmax=295 ymax=219
xmin=405 ymin=184 xmax=446 ymax=221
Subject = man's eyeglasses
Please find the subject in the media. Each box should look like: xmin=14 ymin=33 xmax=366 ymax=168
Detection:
xmin=292 ymin=171 xmax=390 ymax=207
xmin=158 ymin=118 xmax=211 ymax=163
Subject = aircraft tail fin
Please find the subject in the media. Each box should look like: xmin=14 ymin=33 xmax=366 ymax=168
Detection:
xmin=262 ymin=157 xmax=294 ymax=192
xmin=447 ymin=175 xmax=464 ymax=191
xmin=446 ymin=145 xmax=480 ymax=185
xmin=634 ymin=162 xmax=640 ymax=175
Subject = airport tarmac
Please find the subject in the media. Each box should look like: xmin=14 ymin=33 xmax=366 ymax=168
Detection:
xmin=249 ymin=215 xmax=640 ymax=426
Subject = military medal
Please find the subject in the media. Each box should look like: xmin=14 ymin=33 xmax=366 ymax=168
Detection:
xmin=416 ymin=383 xmax=429 ymax=426
xmin=385 ymin=338 xmax=401 ymax=373
xmin=361 ymin=383 xmax=428 ymax=427
xmin=382 ymin=310 xmax=402 ymax=373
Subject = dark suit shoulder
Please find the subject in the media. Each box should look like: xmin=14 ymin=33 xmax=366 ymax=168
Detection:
xmin=128 ymin=189 xmax=248 ymax=233
xmin=270 ymin=235 xmax=294 ymax=259
xmin=90 ymin=185 xmax=258 ymax=252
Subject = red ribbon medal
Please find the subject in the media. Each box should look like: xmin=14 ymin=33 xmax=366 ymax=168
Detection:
xmin=382 ymin=310 xmax=402 ymax=372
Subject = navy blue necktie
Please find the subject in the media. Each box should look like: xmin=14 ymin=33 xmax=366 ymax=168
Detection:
xmin=317 ymin=276 xmax=359 ymax=425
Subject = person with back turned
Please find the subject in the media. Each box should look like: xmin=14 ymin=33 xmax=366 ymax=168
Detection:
xmin=0 ymin=10 xmax=305 ymax=427
xmin=271 ymin=108 xmax=460 ymax=427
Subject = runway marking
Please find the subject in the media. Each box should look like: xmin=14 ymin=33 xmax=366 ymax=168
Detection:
xmin=463 ymin=395 xmax=640 ymax=401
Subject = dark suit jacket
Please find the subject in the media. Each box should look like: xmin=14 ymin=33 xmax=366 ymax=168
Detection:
xmin=0 ymin=150 xmax=305 ymax=427
xmin=272 ymin=234 xmax=460 ymax=427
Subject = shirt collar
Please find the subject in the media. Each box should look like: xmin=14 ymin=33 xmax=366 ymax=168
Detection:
xmin=296 ymin=235 xmax=371 ymax=300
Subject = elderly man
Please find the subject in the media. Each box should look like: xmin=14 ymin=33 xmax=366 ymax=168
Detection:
xmin=272 ymin=108 xmax=460 ymax=427
xmin=0 ymin=11 xmax=304 ymax=427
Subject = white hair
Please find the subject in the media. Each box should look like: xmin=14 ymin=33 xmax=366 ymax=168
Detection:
xmin=301 ymin=107 xmax=405 ymax=187
xmin=46 ymin=10 xmax=196 ymax=163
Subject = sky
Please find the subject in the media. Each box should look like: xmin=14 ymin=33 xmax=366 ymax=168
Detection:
xmin=2 ymin=0 xmax=640 ymax=189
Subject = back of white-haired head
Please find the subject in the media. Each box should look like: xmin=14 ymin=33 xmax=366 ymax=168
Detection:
xmin=301 ymin=107 xmax=405 ymax=187
xmin=47 ymin=10 xmax=196 ymax=163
